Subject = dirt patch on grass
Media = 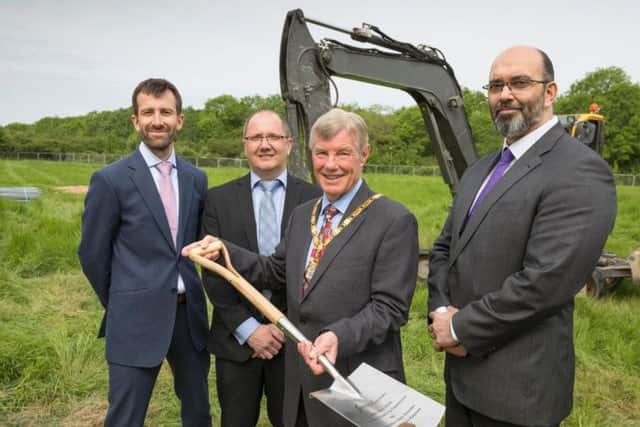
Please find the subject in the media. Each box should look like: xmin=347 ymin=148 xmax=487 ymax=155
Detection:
xmin=61 ymin=398 xmax=108 ymax=427
xmin=55 ymin=186 xmax=88 ymax=194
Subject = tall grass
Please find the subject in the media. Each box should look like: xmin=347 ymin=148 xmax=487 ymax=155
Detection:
xmin=1 ymin=160 xmax=639 ymax=426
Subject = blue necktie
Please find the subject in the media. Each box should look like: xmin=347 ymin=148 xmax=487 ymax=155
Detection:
xmin=468 ymin=148 xmax=515 ymax=217
xmin=257 ymin=180 xmax=279 ymax=256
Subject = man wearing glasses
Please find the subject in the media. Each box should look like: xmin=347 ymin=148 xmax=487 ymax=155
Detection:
xmin=201 ymin=110 xmax=320 ymax=427
xmin=428 ymin=46 xmax=616 ymax=426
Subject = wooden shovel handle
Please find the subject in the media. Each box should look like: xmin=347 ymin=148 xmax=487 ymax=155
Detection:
xmin=188 ymin=241 xmax=285 ymax=324
xmin=189 ymin=241 xmax=357 ymax=391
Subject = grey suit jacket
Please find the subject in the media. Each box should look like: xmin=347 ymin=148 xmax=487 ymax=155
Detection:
xmin=227 ymin=181 xmax=419 ymax=427
xmin=201 ymin=172 xmax=321 ymax=361
xmin=78 ymin=149 xmax=209 ymax=367
xmin=428 ymin=123 xmax=617 ymax=426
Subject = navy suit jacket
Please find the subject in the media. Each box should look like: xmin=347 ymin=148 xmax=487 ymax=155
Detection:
xmin=78 ymin=149 xmax=209 ymax=367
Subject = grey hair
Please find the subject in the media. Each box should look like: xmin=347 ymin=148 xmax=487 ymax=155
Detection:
xmin=309 ymin=108 xmax=368 ymax=151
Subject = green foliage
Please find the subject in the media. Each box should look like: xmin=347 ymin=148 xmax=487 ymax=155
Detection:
xmin=389 ymin=107 xmax=432 ymax=163
xmin=462 ymin=88 xmax=503 ymax=156
xmin=3 ymin=65 xmax=639 ymax=173
xmin=0 ymin=127 xmax=8 ymax=152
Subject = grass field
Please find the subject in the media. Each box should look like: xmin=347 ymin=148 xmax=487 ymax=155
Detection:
xmin=1 ymin=160 xmax=639 ymax=426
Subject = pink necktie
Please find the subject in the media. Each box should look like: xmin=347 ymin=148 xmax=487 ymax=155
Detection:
xmin=156 ymin=161 xmax=177 ymax=246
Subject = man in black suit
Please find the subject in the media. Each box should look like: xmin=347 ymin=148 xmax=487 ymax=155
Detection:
xmin=201 ymin=110 xmax=321 ymax=427
xmin=79 ymin=78 xmax=211 ymax=426
xmin=428 ymin=46 xmax=617 ymax=426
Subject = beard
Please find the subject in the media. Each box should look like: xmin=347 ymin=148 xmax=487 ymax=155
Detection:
xmin=140 ymin=124 xmax=177 ymax=150
xmin=491 ymin=94 xmax=545 ymax=140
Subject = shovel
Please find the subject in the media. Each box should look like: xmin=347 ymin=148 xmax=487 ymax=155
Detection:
xmin=188 ymin=241 xmax=444 ymax=427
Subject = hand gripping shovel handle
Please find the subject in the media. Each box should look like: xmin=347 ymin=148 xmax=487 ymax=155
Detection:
xmin=188 ymin=241 xmax=360 ymax=397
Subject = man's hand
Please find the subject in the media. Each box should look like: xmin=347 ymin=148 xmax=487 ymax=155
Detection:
xmin=444 ymin=344 xmax=467 ymax=357
xmin=181 ymin=235 xmax=220 ymax=259
xmin=429 ymin=305 xmax=466 ymax=356
xmin=248 ymin=324 xmax=285 ymax=360
xmin=297 ymin=331 xmax=338 ymax=375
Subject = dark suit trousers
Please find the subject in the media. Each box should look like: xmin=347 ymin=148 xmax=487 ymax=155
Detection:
xmin=446 ymin=384 xmax=559 ymax=427
xmin=105 ymin=303 xmax=212 ymax=427
xmin=216 ymin=351 xmax=285 ymax=427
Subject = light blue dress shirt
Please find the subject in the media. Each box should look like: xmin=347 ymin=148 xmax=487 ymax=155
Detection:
xmin=233 ymin=170 xmax=288 ymax=344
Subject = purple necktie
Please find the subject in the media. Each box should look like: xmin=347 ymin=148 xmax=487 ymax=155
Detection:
xmin=468 ymin=148 xmax=515 ymax=217
xmin=156 ymin=161 xmax=177 ymax=246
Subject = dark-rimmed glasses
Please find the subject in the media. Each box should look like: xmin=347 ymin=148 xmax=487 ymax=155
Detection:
xmin=244 ymin=135 xmax=290 ymax=143
xmin=483 ymin=78 xmax=550 ymax=94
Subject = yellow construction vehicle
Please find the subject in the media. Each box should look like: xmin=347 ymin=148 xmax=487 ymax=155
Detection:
xmin=558 ymin=104 xmax=605 ymax=154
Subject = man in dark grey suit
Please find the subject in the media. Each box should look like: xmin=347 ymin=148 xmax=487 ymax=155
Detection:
xmin=79 ymin=79 xmax=211 ymax=426
xmin=201 ymin=110 xmax=320 ymax=427
xmin=185 ymin=108 xmax=419 ymax=427
xmin=428 ymin=46 xmax=617 ymax=426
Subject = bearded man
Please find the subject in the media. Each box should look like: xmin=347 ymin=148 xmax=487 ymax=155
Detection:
xmin=427 ymin=46 xmax=617 ymax=427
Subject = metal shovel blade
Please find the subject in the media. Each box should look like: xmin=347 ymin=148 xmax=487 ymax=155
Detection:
xmin=311 ymin=362 xmax=445 ymax=427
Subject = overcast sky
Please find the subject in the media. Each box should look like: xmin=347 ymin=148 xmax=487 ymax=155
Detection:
xmin=1 ymin=0 xmax=638 ymax=126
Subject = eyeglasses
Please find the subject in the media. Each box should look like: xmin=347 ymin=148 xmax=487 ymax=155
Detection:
xmin=483 ymin=78 xmax=550 ymax=94
xmin=244 ymin=135 xmax=290 ymax=143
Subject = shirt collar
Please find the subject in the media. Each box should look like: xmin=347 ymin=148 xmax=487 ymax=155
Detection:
xmin=321 ymin=178 xmax=363 ymax=215
xmin=250 ymin=169 xmax=288 ymax=190
xmin=505 ymin=116 xmax=559 ymax=160
xmin=138 ymin=142 xmax=177 ymax=168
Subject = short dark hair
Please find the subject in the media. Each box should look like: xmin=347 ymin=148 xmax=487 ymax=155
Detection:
xmin=537 ymin=49 xmax=555 ymax=81
xmin=132 ymin=78 xmax=182 ymax=115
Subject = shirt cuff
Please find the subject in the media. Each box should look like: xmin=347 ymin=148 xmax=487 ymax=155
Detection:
xmin=435 ymin=306 xmax=459 ymax=343
xmin=233 ymin=317 xmax=261 ymax=345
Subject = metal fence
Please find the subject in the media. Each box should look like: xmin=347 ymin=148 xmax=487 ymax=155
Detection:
xmin=0 ymin=151 xmax=251 ymax=169
xmin=1 ymin=151 xmax=638 ymax=186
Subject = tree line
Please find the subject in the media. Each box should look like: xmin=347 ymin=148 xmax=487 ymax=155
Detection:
xmin=1 ymin=67 xmax=638 ymax=172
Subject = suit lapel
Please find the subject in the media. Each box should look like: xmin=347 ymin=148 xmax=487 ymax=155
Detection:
xmin=302 ymin=182 xmax=373 ymax=301
xmin=451 ymin=123 xmax=564 ymax=263
xmin=129 ymin=150 xmax=175 ymax=250
xmin=282 ymin=174 xmax=299 ymax=236
xmin=453 ymin=154 xmax=497 ymax=235
xmin=288 ymin=201 xmax=315 ymax=307
xmin=176 ymin=158 xmax=193 ymax=252
xmin=238 ymin=174 xmax=259 ymax=252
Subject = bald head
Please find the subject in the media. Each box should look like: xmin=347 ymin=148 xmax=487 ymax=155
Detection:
xmin=243 ymin=110 xmax=290 ymax=139
xmin=490 ymin=46 xmax=554 ymax=83
xmin=488 ymin=46 xmax=557 ymax=142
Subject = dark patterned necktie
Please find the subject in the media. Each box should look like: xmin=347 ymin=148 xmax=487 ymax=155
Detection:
xmin=302 ymin=205 xmax=338 ymax=297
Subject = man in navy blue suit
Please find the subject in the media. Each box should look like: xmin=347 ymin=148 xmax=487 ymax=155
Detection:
xmin=79 ymin=78 xmax=211 ymax=426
